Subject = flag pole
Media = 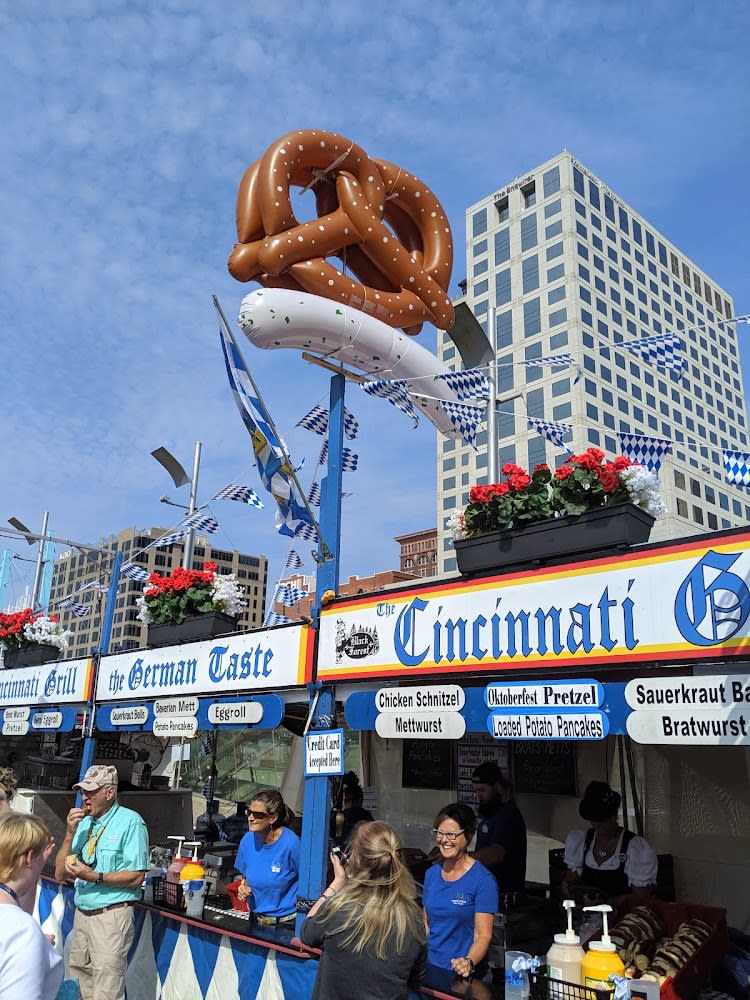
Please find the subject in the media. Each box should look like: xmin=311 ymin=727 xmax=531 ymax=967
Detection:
xmin=212 ymin=295 xmax=333 ymax=562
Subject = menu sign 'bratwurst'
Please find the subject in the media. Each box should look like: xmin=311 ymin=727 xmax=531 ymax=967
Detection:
xmin=625 ymin=675 xmax=750 ymax=744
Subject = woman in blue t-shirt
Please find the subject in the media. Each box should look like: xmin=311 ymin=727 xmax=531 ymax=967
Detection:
xmin=235 ymin=788 xmax=300 ymax=922
xmin=422 ymin=802 xmax=498 ymax=980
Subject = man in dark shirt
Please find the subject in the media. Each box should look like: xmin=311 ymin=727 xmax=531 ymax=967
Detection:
xmin=471 ymin=762 xmax=527 ymax=894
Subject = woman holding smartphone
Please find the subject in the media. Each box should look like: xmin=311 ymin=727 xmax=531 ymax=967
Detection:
xmin=234 ymin=788 xmax=300 ymax=925
xmin=302 ymin=820 xmax=426 ymax=1000
xmin=422 ymin=802 xmax=498 ymax=980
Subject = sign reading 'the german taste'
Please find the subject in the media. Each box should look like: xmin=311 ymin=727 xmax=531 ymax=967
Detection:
xmin=625 ymin=675 xmax=750 ymax=745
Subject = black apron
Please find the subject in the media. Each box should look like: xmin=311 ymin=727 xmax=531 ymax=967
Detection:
xmin=581 ymin=827 xmax=635 ymax=898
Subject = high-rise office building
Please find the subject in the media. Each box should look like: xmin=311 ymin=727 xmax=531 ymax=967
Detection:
xmin=438 ymin=151 xmax=747 ymax=574
xmin=50 ymin=525 xmax=268 ymax=658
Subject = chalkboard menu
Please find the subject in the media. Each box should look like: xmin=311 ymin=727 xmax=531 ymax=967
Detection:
xmin=512 ymin=740 xmax=577 ymax=796
xmin=402 ymin=738 xmax=454 ymax=790
xmin=456 ymin=734 xmax=510 ymax=809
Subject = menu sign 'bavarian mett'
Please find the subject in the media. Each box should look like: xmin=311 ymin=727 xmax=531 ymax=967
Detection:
xmin=317 ymin=532 xmax=750 ymax=680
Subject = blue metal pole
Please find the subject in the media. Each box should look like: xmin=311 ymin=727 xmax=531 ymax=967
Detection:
xmin=297 ymin=373 xmax=344 ymax=929
xmin=77 ymin=550 xmax=123 ymax=789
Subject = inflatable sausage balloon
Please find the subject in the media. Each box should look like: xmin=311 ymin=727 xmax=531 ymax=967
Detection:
xmin=228 ymin=129 xmax=454 ymax=335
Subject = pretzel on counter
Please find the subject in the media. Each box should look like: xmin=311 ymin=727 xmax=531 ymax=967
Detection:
xmin=228 ymin=129 xmax=454 ymax=334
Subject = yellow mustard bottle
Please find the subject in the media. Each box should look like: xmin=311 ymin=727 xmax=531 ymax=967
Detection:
xmin=580 ymin=905 xmax=624 ymax=993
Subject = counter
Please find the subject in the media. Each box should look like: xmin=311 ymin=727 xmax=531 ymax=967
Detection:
xmin=38 ymin=876 xmax=503 ymax=1000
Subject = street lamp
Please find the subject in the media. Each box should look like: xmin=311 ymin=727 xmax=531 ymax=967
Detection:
xmin=151 ymin=443 xmax=202 ymax=569
xmin=7 ymin=512 xmax=49 ymax=610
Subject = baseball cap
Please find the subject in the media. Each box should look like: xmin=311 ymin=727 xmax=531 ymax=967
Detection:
xmin=73 ymin=765 xmax=119 ymax=792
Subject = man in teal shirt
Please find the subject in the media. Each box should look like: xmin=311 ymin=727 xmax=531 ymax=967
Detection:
xmin=55 ymin=764 xmax=149 ymax=1000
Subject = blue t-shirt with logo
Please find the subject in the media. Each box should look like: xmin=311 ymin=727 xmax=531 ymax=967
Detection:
xmin=423 ymin=860 xmax=498 ymax=970
xmin=234 ymin=826 xmax=300 ymax=917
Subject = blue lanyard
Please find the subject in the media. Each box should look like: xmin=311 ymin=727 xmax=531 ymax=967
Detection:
xmin=0 ymin=882 xmax=20 ymax=906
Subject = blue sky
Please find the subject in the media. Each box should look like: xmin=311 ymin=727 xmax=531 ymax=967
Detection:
xmin=1 ymin=1 xmax=748 ymax=605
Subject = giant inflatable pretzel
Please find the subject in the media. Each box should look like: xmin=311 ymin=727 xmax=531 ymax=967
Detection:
xmin=228 ymin=129 xmax=454 ymax=334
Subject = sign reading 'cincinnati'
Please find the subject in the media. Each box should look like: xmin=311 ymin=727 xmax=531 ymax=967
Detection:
xmin=96 ymin=626 xmax=311 ymax=701
xmin=318 ymin=536 xmax=750 ymax=680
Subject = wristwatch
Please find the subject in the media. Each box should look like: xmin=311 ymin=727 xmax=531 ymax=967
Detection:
xmin=97 ymin=872 xmax=104 ymax=884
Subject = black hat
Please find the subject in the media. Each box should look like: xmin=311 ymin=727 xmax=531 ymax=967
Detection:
xmin=579 ymin=781 xmax=621 ymax=822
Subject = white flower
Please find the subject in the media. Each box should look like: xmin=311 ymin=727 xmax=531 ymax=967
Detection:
xmin=619 ymin=466 xmax=667 ymax=519
xmin=446 ymin=512 xmax=466 ymax=540
xmin=211 ymin=572 xmax=246 ymax=616
xmin=23 ymin=615 xmax=73 ymax=651
xmin=135 ymin=594 xmax=151 ymax=625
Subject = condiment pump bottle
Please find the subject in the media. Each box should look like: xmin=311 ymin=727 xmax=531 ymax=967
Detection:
xmin=547 ymin=899 xmax=584 ymax=988
xmin=580 ymin=904 xmax=624 ymax=992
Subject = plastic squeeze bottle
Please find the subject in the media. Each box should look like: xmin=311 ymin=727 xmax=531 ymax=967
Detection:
xmin=166 ymin=837 xmax=189 ymax=884
xmin=547 ymin=899 xmax=585 ymax=990
xmin=179 ymin=842 xmax=206 ymax=883
xmin=580 ymin=904 xmax=624 ymax=993
xmin=180 ymin=842 xmax=207 ymax=918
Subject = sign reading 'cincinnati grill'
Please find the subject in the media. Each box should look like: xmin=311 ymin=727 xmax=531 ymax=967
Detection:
xmin=318 ymin=533 xmax=750 ymax=680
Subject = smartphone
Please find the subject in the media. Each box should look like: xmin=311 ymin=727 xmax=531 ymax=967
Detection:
xmin=331 ymin=846 xmax=348 ymax=867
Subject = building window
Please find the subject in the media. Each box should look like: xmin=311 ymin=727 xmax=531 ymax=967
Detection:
xmin=495 ymin=227 xmax=510 ymax=263
xmin=520 ymin=213 xmax=538 ymax=251
xmin=521 ymin=182 xmax=536 ymax=208
xmin=543 ymin=166 xmax=561 ymax=197
xmin=495 ymin=268 xmax=512 ymax=305
xmin=523 ymin=298 xmax=541 ymax=338
xmin=692 ymin=506 xmax=704 ymax=525
xmin=495 ymin=197 xmax=509 ymax=222
xmin=496 ymin=310 xmax=512 ymax=348
xmin=522 ymin=254 xmax=540 ymax=293
xmin=674 ymin=470 xmax=686 ymax=490
xmin=473 ymin=208 xmax=488 ymax=237
xmin=676 ymin=498 xmax=688 ymax=518
xmin=573 ymin=166 xmax=585 ymax=197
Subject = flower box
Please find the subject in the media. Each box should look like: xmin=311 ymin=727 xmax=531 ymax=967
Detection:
xmin=147 ymin=611 xmax=238 ymax=648
xmin=3 ymin=643 xmax=60 ymax=668
xmin=454 ymin=503 xmax=655 ymax=575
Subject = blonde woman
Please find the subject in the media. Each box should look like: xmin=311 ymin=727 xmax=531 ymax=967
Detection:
xmin=0 ymin=813 xmax=63 ymax=1000
xmin=0 ymin=767 xmax=18 ymax=815
xmin=301 ymin=820 xmax=426 ymax=1000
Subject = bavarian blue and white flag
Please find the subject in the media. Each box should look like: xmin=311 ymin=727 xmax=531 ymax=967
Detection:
xmin=285 ymin=549 xmax=303 ymax=570
xmin=297 ymin=404 xmax=359 ymax=441
xmin=360 ymin=378 xmax=420 ymax=426
xmin=308 ymin=482 xmax=321 ymax=507
xmin=78 ymin=580 xmax=109 ymax=594
xmin=264 ymin=610 xmax=292 ymax=627
xmin=436 ymin=368 xmax=489 ymax=401
xmin=723 ymin=450 xmax=750 ymax=487
xmin=294 ymin=521 xmax=318 ymax=542
xmin=147 ymin=527 xmax=188 ymax=549
xmin=219 ymin=323 xmax=315 ymax=539
xmin=621 ymin=333 xmax=683 ymax=373
xmin=57 ymin=597 xmax=91 ymax=617
xmin=439 ymin=400 xmax=485 ymax=449
xmin=528 ymin=416 xmax=573 ymax=452
xmin=317 ymin=440 xmax=359 ymax=471
xmin=184 ymin=512 xmax=220 ymax=534
xmin=211 ymin=484 xmax=264 ymax=508
xmin=121 ymin=562 xmax=150 ymax=582
xmin=618 ymin=433 xmax=672 ymax=472
xmin=274 ymin=583 xmax=310 ymax=607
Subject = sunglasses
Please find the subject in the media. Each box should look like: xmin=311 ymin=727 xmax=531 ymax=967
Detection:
xmin=246 ymin=809 xmax=272 ymax=820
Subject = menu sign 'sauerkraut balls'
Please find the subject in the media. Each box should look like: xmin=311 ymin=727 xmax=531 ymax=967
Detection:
xmin=228 ymin=128 xmax=454 ymax=335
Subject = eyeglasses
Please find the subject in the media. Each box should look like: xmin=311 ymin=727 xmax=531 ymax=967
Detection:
xmin=433 ymin=828 xmax=465 ymax=842
xmin=246 ymin=809 xmax=271 ymax=820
